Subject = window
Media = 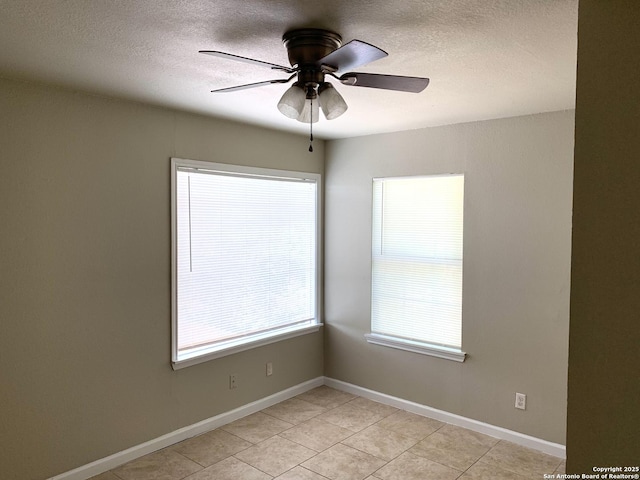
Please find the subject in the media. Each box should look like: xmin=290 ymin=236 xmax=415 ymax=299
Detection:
xmin=366 ymin=174 xmax=466 ymax=362
xmin=171 ymin=158 xmax=321 ymax=369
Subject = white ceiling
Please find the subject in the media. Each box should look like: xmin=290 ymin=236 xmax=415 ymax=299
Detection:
xmin=0 ymin=0 xmax=578 ymax=139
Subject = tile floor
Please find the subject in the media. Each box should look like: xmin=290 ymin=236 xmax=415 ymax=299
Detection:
xmin=91 ymin=386 xmax=565 ymax=480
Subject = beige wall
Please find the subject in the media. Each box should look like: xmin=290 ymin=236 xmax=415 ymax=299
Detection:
xmin=0 ymin=78 xmax=324 ymax=480
xmin=324 ymin=111 xmax=574 ymax=444
xmin=567 ymin=0 xmax=640 ymax=472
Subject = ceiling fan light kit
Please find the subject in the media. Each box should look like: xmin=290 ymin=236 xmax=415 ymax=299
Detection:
xmin=200 ymin=28 xmax=430 ymax=149
xmin=278 ymin=82 xmax=347 ymax=123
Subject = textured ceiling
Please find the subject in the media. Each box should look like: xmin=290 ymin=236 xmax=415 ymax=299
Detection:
xmin=0 ymin=0 xmax=578 ymax=139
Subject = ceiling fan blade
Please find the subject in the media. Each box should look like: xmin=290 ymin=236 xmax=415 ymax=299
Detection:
xmin=339 ymin=72 xmax=430 ymax=93
xmin=211 ymin=76 xmax=294 ymax=93
xmin=199 ymin=50 xmax=294 ymax=73
xmin=318 ymin=40 xmax=387 ymax=72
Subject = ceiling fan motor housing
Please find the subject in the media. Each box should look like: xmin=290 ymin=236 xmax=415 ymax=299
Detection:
xmin=282 ymin=29 xmax=342 ymax=87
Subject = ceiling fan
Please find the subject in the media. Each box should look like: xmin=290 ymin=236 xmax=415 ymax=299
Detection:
xmin=200 ymin=28 xmax=430 ymax=150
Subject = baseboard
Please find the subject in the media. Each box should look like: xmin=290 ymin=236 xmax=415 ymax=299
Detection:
xmin=324 ymin=377 xmax=566 ymax=459
xmin=48 ymin=376 xmax=324 ymax=480
xmin=50 ymin=374 xmax=565 ymax=479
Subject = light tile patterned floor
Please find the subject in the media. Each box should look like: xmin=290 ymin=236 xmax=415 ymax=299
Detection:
xmin=92 ymin=386 xmax=566 ymax=480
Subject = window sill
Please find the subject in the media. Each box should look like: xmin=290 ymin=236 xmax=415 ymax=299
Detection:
xmin=173 ymin=323 xmax=323 ymax=370
xmin=364 ymin=333 xmax=466 ymax=362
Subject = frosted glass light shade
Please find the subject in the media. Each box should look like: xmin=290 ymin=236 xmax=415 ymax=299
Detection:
xmin=297 ymin=97 xmax=320 ymax=123
xmin=277 ymin=84 xmax=306 ymax=119
xmin=318 ymin=83 xmax=348 ymax=120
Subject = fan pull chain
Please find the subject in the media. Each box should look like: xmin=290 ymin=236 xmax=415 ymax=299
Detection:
xmin=308 ymin=97 xmax=314 ymax=153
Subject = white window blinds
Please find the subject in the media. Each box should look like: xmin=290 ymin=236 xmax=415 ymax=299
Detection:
xmin=172 ymin=160 xmax=319 ymax=366
xmin=371 ymin=175 xmax=464 ymax=350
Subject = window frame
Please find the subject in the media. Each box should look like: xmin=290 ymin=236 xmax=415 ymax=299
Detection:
xmin=170 ymin=158 xmax=322 ymax=370
xmin=366 ymin=174 xmax=466 ymax=363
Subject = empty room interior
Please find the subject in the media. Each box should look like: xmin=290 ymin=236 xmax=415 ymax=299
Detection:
xmin=1 ymin=1 xmax=638 ymax=479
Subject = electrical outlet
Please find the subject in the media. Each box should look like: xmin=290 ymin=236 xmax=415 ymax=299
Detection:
xmin=515 ymin=392 xmax=526 ymax=410
xmin=229 ymin=374 xmax=238 ymax=389
xmin=266 ymin=362 xmax=273 ymax=376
